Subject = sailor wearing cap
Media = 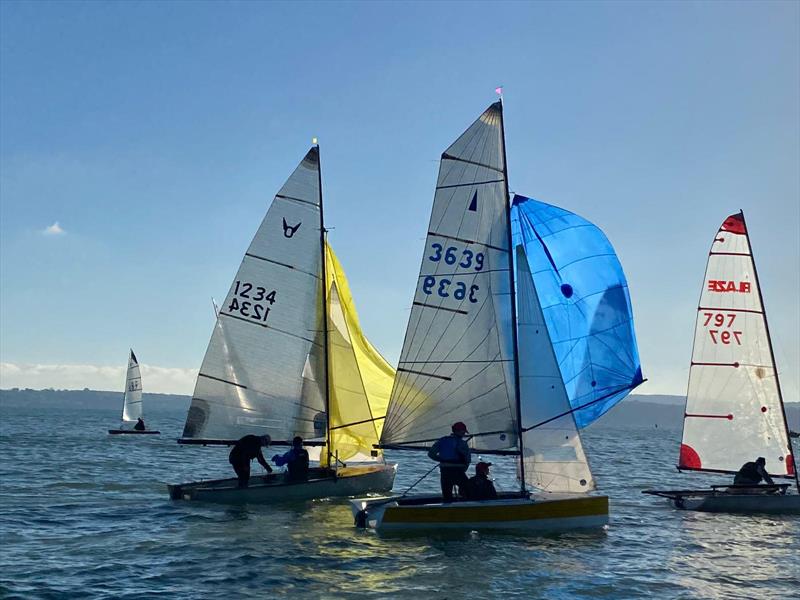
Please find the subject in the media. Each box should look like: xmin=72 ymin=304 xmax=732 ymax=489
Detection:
xmin=428 ymin=422 xmax=471 ymax=502
xmin=467 ymin=461 xmax=498 ymax=501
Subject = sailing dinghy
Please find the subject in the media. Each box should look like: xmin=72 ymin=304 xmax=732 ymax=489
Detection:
xmin=168 ymin=146 xmax=396 ymax=503
xmin=352 ymin=102 xmax=643 ymax=531
xmin=644 ymin=212 xmax=799 ymax=514
xmin=108 ymin=350 xmax=160 ymax=435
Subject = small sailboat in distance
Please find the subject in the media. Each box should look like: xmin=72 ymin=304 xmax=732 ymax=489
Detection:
xmin=352 ymin=101 xmax=643 ymax=531
xmin=644 ymin=212 xmax=799 ymax=513
xmin=168 ymin=145 xmax=396 ymax=503
xmin=108 ymin=350 xmax=160 ymax=435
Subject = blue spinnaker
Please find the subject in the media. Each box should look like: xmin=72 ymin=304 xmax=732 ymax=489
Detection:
xmin=511 ymin=195 xmax=643 ymax=428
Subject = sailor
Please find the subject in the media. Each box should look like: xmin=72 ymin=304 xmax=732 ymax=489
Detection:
xmin=428 ymin=422 xmax=471 ymax=502
xmin=733 ymin=456 xmax=775 ymax=486
xmin=467 ymin=461 xmax=498 ymax=501
xmin=272 ymin=436 xmax=310 ymax=482
xmin=229 ymin=434 xmax=273 ymax=488
xmin=134 ymin=417 xmax=146 ymax=431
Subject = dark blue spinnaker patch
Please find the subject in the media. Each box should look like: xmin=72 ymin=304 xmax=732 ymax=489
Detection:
xmin=511 ymin=195 xmax=643 ymax=428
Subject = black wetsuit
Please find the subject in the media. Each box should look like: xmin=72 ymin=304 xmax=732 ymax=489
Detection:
xmin=229 ymin=435 xmax=270 ymax=488
xmin=467 ymin=474 xmax=498 ymax=501
xmin=134 ymin=419 xmax=145 ymax=431
xmin=733 ymin=461 xmax=774 ymax=486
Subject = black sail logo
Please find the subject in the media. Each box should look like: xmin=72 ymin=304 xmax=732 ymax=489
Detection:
xmin=282 ymin=217 xmax=301 ymax=238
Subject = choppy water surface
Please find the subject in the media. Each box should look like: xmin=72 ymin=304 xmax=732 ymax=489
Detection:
xmin=1 ymin=403 xmax=798 ymax=599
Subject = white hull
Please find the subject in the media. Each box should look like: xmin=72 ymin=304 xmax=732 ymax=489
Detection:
xmin=672 ymin=492 xmax=800 ymax=515
xmin=169 ymin=463 xmax=396 ymax=504
xmin=351 ymin=492 xmax=608 ymax=532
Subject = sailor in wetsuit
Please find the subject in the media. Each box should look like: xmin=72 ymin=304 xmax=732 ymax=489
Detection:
xmin=134 ymin=418 xmax=145 ymax=431
xmin=428 ymin=422 xmax=471 ymax=502
xmin=467 ymin=461 xmax=498 ymax=501
xmin=733 ymin=456 xmax=775 ymax=486
xmin=229 ymin=434 xmax=273 ymax=488
xmin=272 ymin=436 xmax=310 ymax=482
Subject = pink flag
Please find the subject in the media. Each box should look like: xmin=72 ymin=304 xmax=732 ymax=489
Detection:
xmin=495 ymin=86 xmax=503 ymax=95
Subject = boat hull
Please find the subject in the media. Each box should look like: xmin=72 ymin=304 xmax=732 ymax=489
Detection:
xmin=108 ymin=429 xmax=160 ymax=435
xmin=351 ymin=492 xmax=608 ymax=532
xmin=168 ymin=463 xmax=397 ymax=504
xmin=672 ymin=492 xmax=800 ymax=514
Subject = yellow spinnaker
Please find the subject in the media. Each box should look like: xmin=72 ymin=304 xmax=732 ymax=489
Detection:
xmin=322 ymin=244 xmax=394 ymax=466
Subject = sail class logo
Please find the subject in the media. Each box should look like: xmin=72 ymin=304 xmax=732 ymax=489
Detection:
xmin=282 ymin=217 xmax=301 ymax=238
xmin=707 ymin=280 xmax=751 ymax=293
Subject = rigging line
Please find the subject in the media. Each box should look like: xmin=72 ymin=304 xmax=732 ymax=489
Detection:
xmin=521 ymin=381 xmax=644 ymax=432
xmin=329 ymin=415 xmax=386 ymax=431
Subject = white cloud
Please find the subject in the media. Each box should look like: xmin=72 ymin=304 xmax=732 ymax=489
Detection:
xmin=42 ymin=221 xmax=66 ymax=235
xmin=0 ymin=362 xmax=197 ymax=395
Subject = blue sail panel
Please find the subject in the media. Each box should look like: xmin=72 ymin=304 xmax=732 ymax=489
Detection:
xmin=511 ymin=195 xmax=643 ymax=428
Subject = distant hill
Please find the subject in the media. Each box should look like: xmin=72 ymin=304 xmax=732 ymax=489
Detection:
xmin=1 ymin=388 xmax=797 ymax=430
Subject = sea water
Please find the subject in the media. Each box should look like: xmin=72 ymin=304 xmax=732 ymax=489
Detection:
xmin=1 ymin=403 xmax=798 ymax=599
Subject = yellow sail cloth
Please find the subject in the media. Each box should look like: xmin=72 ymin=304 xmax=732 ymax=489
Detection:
xmin=322 ymin=244 xmax=395 ymax=466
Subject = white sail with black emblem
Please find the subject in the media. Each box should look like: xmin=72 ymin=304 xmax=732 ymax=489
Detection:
xmin=121 ymin=349 xmax=143 ymax=422
xmin=182 ymin=148 xmax=327 ymax=441
xmin=380 ymin=102 xmax=518 ymax=451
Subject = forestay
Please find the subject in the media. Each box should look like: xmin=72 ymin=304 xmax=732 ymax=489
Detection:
xmin=680 ymin=212 xmax=794 ymax=478
xmin=516 ymin=247 xmax=595 ymax=492
xmin=121 ymin=350 xmax=143 ymax=422
xmin=325 ymin=245 xmax=395 ymax=465
xmin=511 ymin=196 xmax=642 ymax=428
xmin=182 ymin=148 xmax=327 ymax=441
xmin=381 ymin=102 xmax=518 ymax=451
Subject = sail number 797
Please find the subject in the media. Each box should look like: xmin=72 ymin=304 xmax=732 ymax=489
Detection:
xmin=702 ymin=312 xmax=742 ymax=345
xmin=227 ymin=280 xmax=277 ymax=322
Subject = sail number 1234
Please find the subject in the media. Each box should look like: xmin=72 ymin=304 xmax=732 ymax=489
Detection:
xmin=228 ymin=280 xmax=277 ymax=322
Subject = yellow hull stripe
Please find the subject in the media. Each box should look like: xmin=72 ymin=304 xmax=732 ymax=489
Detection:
xmin=382 ymin=496 xmax=608 ymax=524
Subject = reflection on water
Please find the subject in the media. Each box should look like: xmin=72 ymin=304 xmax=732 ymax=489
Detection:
xmin=0 ymin=405 xmax=797 ymax=598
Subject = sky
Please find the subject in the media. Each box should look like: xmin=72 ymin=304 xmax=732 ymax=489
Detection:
xmin=1 ymin=0 xmax=798 ymax=398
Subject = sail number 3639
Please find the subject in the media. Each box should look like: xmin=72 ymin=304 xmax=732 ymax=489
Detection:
xmin=228 ymin=280 xmax=276 ymax=322
xmin=703 ymin=312 xmax=742 ymax=345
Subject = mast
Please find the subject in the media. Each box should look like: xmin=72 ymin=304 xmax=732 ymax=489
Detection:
xmin=316 ymin=143 xmax=332 ymax=468
xmin=742 ymin=210 xmax=800 ymax=493
xmin=497 ymin=100 xmax=526 ymax=493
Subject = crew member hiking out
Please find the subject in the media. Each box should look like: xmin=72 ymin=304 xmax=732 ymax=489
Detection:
xmin=467 ymin=461 xmax=498 ymax=501
xmin=428 ymin=422 xmax=471 ymax=502
xmin=272 ymin=436 xmax=310 ymax=482
xmin=733 ymin=456 xmax=775 ymax=486
xmin=229 ymin=434 xmax=273 ymax=488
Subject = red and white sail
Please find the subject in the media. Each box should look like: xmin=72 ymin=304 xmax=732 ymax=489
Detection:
xmin=679 ymin=213 xmax=794 ymax=478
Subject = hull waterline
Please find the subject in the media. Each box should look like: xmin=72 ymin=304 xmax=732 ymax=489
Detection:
xmin=169 ymin=463 xmax=396 ymax=504
xmin=108 ymin=429 xmax=160 ymax=435
xmin=644 ymin=488 xmax=800 ymax=515
xmin=351 ymin=492 xmax=608 ymax=532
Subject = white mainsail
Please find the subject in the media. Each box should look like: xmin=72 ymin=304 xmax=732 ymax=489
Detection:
xmin=516 ymin=246 xmax=595 ymax=492
xmin=380 ymin=102 xmax=518 ymax=451
xmin=182 ymin=148 xmax=327 ymax=441
xmin=121 ymin=349 xmax=143 ymax=422
xmin=680 ymin=212 xmax=795 ymax=479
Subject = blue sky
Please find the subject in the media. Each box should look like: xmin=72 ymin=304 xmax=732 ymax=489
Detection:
xmin=1 ymin=0 xmax=798 ymax=397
